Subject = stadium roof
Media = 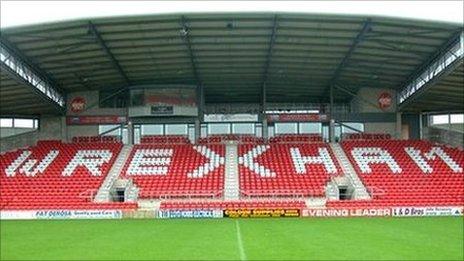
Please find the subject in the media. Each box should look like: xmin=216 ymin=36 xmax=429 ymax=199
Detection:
xmin=0 ymin=13 xmax=463 ymax=115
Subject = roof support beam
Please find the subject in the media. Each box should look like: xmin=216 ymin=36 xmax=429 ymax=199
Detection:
xmin=180 ymin=16 xmax=202 ymax=86
xmin=180 ymin=16 xmax=204 ymax=117
xmin=88 ymin=21 xmax=131 ymax=86
xmin=0 ymin=37 xmax=66 ymax=114
xmin=261 ymin=15 xmax=278 ymax=112
xmin=324 ymin=19 xmax=372 ymax=96
xmin=0 ymin=102 xmax=53 ymax=112
xmin=398 ymin=30 xmax=464 ymax=111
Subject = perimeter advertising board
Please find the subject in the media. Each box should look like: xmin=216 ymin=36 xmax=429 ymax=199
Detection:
xmin=0 ymin=210 xmax=123 ymax=220
xmin=301 ymin=206 xmax=464 ymax=217
xmin=302 ymin=208 xmax=391 ymax=217
xmin=392 ymin=206 xmax=463 ymax=217
xmin=35 ymin=210 xmax=123 ymax=219
xmin=223 ymin=209 xmax=300 ymax=218
xmin=157 ymin=210 xmax=223 ymax=219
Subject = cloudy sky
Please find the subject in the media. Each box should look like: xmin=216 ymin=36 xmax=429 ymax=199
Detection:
xmin=1 ymin=1 xmax=463 ymax=28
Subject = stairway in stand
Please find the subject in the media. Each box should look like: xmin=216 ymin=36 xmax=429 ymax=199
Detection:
xmin=330 ymin=143 xmax=371 ymax=200
xmin=224 ymin=143 xmax=240 ymax=200
xmin=94 ymin=144 xmax=133 ymax=202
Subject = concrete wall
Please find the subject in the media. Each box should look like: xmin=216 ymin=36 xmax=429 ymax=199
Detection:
xmin=351 ymin=88 xmax=397 ymax=113
xmin=0 ymin=127 xmax=35 ymax=138
xmin=348 ymin=88 xmax=398 ymax=136
xmin=363 ymin=122 xmax=396 ymax=136
xmin=67 ymin=91 xmax=125 ymax=116
xmin=38 ymin=116 xmax=66 ymax=141
xmin=67 ymin=125 xmax=99 ymax=140
xmin=0 ymin=116 xmax=65 ymax=152
xmin=0 ymin=130 xmax=38 ymax=153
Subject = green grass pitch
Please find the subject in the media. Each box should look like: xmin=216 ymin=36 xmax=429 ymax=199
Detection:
xmin=1 ymin=217 xmax=463 ymax=260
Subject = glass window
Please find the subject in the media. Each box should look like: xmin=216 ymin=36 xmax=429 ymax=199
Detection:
xmin=0 ymin=118 xmax=13 ymax=127
xmin=268 ymin=126 xmax=275 ymax=137
xmin=165 ymin=124 xmax=188 ymax=135
xmin=208 ymin=123 xmax=230 ymax=135
xmin=255 ymin=124 xmax=262 ymax=137
xmin=431 ymin=115 xmax=449 ymax=125
xmin=201 ymin=124 xmax=207 ymax=138
xmin=335 ymin=125 xmax=342 ymax=140
xmin=14 ymin=119 xmax=34 ymax=128
xmin=134 ymin=125 xmax=141 ymax=144
xmin=322 ymin=125 xmax=328 ymax=141
xmin=99 ymin=125 xmax=120 ymax=136
xmin=232 ymin=123 xmax=254 ymax=134
xmin=122 ymin=127 xmax=128 ymax=144
xmin=275 ymin=123 xmax=297 ymax=134
xmin=341 ymin=122 xmax=364 ymax=133
xmin=299 ymin=123 xmax=321 ymax=134
xmin=142 ymin=124 xmax=163 ymax=135
xmin=450 ymin=114 xmax=464 ymax=124
xmin=188 ymin=124 xmax=195 ymax=143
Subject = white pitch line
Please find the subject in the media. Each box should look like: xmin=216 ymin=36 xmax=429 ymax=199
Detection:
xmin=235 ymin=219 xmax=247 ymax=261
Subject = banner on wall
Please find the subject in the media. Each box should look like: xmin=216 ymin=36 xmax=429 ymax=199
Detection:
xmin=266 ymin=114 xmax=328 ymax=122
xmin=223 ymin=209 xmax=300 ymax=218
xmin=66 ymin=116 xmax=127 ymax=125
xmin=157 ymin=210 xmax=223 ymax=219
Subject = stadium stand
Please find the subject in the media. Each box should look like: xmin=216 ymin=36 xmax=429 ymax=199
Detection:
xmin=0 ymin=140 xmax=137 ymax=210
xmin=239 ymin=142 xmax=341 ymax=197
xmin=121 ymin=143 xmax=225 ymax=198
xmin=2 ymin=136 xmax=463 ymax=211
xmin=330 ymin=140 xmax=464 ymax=207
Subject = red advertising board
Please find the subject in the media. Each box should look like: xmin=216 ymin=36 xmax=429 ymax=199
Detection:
xmin=266 ymin=114 xmax=328 ymax=122
xmin=66 ymin=116 xmax=127 ymax=125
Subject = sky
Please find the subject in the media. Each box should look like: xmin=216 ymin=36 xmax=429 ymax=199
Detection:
xmin=1 ymin=1 xmax=463 ymax=28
